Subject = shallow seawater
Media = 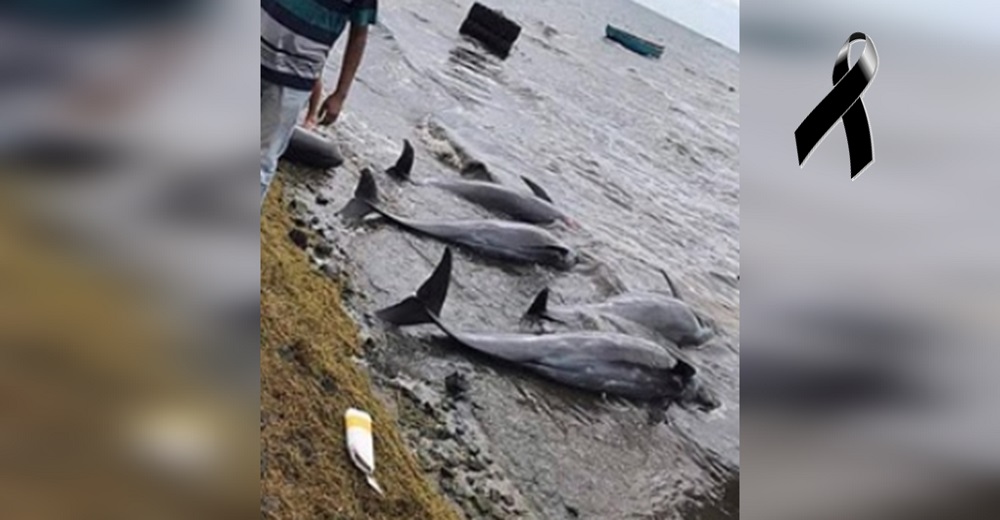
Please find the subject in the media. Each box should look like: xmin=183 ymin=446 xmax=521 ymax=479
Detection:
xmin=286 ymin=0 xmax=739 ymax=517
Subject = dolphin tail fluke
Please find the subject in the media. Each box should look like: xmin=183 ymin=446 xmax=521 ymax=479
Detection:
xmin=521 ymin=176 xmax=554 ymax=203
xmin=338 ymin=169 xmax=380 ymax=221
xmin=376 ymin=248 xmax=453 ymax=326
xmin=385 ymin=139 xmax=414 ymax=181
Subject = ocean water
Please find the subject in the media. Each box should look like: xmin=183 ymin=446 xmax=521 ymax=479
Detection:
xmin=291 ymin=0 xmax=740 ymax=517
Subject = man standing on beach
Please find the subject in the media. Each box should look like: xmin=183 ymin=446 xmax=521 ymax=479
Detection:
xmin=260 ymin=0 xmax=378 ymax=203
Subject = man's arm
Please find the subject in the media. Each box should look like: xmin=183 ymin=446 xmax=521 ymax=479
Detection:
xmin=304 ymin=79 xmax=323 ymax=128
xmin=318 ymin=24 xmax=369 ymax=125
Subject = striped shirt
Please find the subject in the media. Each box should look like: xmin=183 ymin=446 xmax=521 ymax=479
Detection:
xmin=261 ymin=0 xmax=378 ymax=91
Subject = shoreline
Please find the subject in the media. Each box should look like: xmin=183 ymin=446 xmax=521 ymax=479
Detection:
xmin=260 ymin=178 xmax=460 ymax=520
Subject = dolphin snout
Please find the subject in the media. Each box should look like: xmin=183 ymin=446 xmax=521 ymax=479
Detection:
xmin=688 ymin=383 xmax=721 ymax=412
xmin=560 ymin=249 xmax=580 ymax=270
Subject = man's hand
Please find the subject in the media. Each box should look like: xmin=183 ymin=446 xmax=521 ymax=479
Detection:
xmin=318 ymin=92 xmax=346 ymax=125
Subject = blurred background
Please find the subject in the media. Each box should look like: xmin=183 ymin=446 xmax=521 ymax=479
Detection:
xmin=742 ymin=0 xmax=1000 ymax=518
xmin=0 ymin=0 xmax=258 ymax=517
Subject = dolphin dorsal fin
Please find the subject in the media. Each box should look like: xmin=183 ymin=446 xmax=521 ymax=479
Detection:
xmin=522 ymin=288 xmax=566 ymax=325
xmin=521 ymin=176 xmax=554 ymax=203
xmin=659 ymin=269 xmax=683 ymax=301
xmin=338 ymin=169 xmax=380 ymax=221
xmin=525 ymin=288 xmax=550 ymax=319
xmin=415 ymin=248 xmax=452 ymax=316
xmin=386 ymin=139 xmax=414 ymax=181
xmin=376 ymin=248 xmax=452 ymax=325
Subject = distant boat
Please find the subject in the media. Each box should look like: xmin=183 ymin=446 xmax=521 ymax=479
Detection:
xmin=605 ymin=24 xmax=664 ymax=58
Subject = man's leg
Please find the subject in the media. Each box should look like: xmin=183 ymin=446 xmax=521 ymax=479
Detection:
xmin=260 ymin=81 xmax=282 ymax=201
xmin=260 ymin=81 xmax=311 ymax=204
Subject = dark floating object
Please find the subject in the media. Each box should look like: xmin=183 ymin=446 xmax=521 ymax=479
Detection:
xmin=459 ymin=2 xmax=522 ymax=59
xmin=605 ymin=24 xmax=664 ymax=59
xmin=281 ymin=126 xmax=343 ymax=170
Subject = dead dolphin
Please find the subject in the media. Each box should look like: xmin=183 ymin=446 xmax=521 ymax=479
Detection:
xmin=384 ymin=140 xmax=571 ymax=225
xmin=339 ymin=170 xmax=576 ymax=270
xmin=524 ymin=271 xmax=715 ymax=348
xmin=281 ymin=126 xmax=343 ymax=169
xmin=376 ymin=248 xmax=719 ymax=417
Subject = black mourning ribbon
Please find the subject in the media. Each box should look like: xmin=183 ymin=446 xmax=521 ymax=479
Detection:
xmin=795 ymin=32 xmax=879 ymax=179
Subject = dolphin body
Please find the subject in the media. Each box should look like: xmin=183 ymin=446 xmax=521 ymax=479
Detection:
xmin=281 ymin=126 xmax=343 ymax=169
xmin=524 ymin=272 xmax=715 ymax=348
xmin=376 ymin=248 xmax=719 ymax=417
xmin=385 ymin=140 xmax=570 ymax=225
xmin=340 ymin=169 xmax=576 ymax=270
